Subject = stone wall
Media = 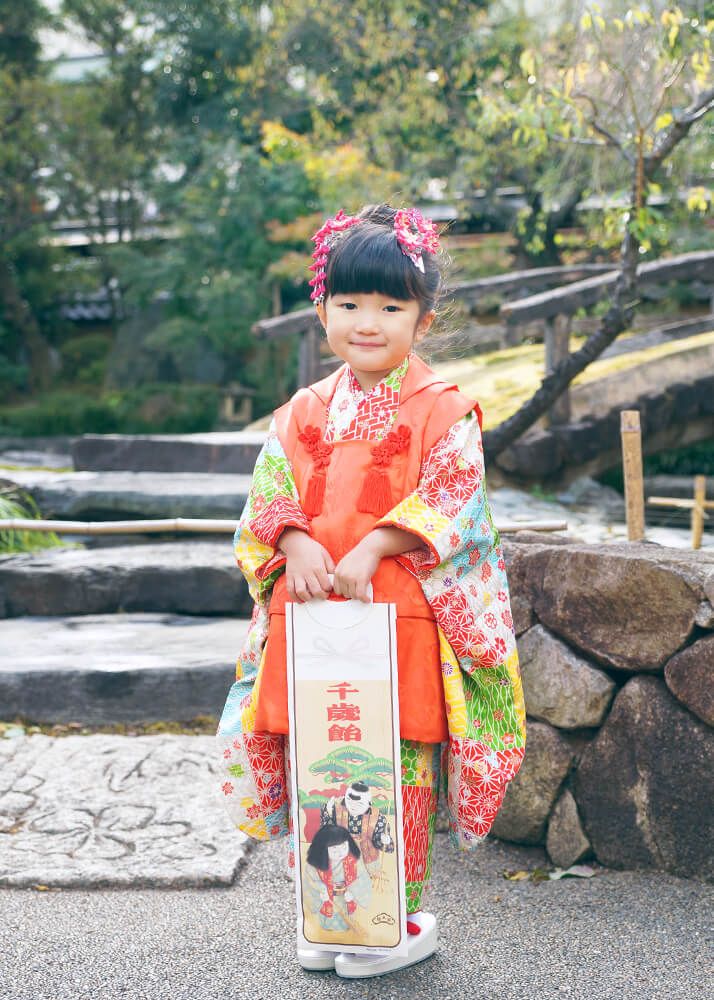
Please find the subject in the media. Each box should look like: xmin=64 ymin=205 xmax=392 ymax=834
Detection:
xmin=495 ymin=534 xmax=713 ymax=881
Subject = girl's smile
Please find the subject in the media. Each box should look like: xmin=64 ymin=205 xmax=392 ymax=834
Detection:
xmin=316 ymin=292 xmax=435 ymax=393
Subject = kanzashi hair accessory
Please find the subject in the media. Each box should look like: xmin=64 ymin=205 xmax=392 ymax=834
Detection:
xmin=308 ymin=209 xmax=361 ymax=303
xmin=308 ymin=206 xmax=441 ymax=302
xmin=392 ymin=207 xmax=440 ymax=273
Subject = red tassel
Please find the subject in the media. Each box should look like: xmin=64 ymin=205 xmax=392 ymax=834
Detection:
xmin=357 ymin=467 xmax=393 ymax=515
xmin=304 ymin=471 xmax=327 ymax=518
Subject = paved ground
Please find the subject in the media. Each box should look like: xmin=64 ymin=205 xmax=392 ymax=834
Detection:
xmin=1 ymin=833 xmax=711 ymax=1000
xmin=0 ymin=734 xmax=711 ymax=999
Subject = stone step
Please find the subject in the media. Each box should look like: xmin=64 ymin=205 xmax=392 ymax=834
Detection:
xmin=0 ymin=731 xmax=248 ymax=887
xmin=0 ymin=541 xmax=253 ymax=618
xmin=4 ymin=469 xmax=250 ymax=521
xmin=72 ymin=431 xmax=267 ymax=474
xmin=0 ymin=612 xmax=248 ymax=724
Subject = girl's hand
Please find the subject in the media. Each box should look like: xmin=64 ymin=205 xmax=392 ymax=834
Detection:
xmin=332 ymin=535 xmax=381 ymax=603
xmin=278 ymin=527 xmax=335 ymax=602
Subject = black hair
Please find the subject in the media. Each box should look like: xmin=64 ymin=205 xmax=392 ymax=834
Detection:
xmin=323 ymin=203 xmax=444 ymax=317
xmin=306 ymin=823 xmax=361 ymax=871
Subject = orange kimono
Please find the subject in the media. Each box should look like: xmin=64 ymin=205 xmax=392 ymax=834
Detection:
xmin=216 ymin=355 xmax=526 ymax=850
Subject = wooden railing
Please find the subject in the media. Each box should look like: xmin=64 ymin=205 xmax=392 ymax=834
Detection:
xmin=253 ymin=252 xmax=714 ymax=416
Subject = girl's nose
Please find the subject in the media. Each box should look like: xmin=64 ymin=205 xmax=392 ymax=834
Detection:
xmin=354 ymin=313 xmax=381 ymax=333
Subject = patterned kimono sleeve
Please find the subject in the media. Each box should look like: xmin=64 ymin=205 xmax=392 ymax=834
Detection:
xmin=376 ymin=410 xmax=518 ymax=672
xmin=234 ymin=417 xmax=311 ymax=605
xmin=376 ymin=410 xmax=488 ymax=571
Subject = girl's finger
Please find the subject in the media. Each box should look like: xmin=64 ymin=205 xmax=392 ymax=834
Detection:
xmin=306 ymin=573 xmax=328 ymax=600
xmin=293 ymin=576 xmax=309 ymax=603
xmin=316 ymin=568 xmax=333 ymax=594
xmin=323 ymin=551 xmax=336 ymax=574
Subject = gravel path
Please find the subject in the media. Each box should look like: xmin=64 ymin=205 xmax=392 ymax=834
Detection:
xmin=2 ymin=834 xmax=711 ymax=1000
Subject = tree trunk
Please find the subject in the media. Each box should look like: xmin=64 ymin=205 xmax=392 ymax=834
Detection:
xmin=0 ymin=255 xmax=53 ymax=391
xmin=483 ymin=217 xmax=640 ymax=462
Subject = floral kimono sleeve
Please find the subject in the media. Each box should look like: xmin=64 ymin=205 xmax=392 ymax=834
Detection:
xmin=376 ymin=410 xmax=517 ymax=673
xmin=234 ymin=417 xmax=311 ymax=605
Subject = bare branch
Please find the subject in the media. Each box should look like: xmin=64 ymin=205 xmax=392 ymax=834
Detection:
xmin=647 ymin=85 xmax=714 ymax=173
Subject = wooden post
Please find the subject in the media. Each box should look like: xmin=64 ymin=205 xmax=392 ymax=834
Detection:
xmin=621 ymin=410 xmax=645 ymax=541
xmin=544 ymin=315 xmax=571 ymax=425
xmin=692 ymin=474 xmax=707 ymax=550
xmin=298 ymin=321 xmax=321 ymax=388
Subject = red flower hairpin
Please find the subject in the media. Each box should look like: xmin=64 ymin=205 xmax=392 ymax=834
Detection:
xmin=308 ymin=209 xmax=361 ymax=303
xmin=308 ymin=206 xmax=441 ymax=302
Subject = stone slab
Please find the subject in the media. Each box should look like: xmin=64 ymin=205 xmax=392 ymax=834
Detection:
xmin=5 ymin=470 xmax=251 ymax=520
xmin=574 ymin=676 xmax=714 ymax=879
xmin=72 ymin=432 xmax=267 ymax=474
xmin=0 ymin=541 xmax=252 ymax=618
xmin=518 ymin=624 xmax=616 ymax=729
xmin=0 ymin=613 xmax=248 ymax=723
xmin=0 ymin=733 xmax=248 ymax=887
xmin=505 ymin=539 xmax=714 ymax=672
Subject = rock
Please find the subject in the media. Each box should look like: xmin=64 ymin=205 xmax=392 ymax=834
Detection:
xmin=490 ymin=720 xmax=573 ymax=844
xmin=0 ymin=734 xmax=248 ymax=887
xmin=0 ymin=541 xmax=252 ymax=618
xmin=545 ymin=789 xmax=591 ymax=868
xmin=555 ymin=476 xmax=626 ymax=520
xmin=511 ymin=593 xmax=534 ymax=636
xmin=518 ymin=625 xmax=616 ymax=729
xmin=493 ymin=371 xmax=714 ymax=487
xmin=0 ymin=613 xmax=249 ymax=724
xmin=72 ymin=432 xmax=267 ymax=474
xmin=511 ymin=540 xmax=709 ymax=671
xmin=5 ymin=469 xmax=250 ymax=521
xmin=574 ymin=676 xmax=714 ymax=879
xmin=664 ymin=637 xmax=714 ymax=727
xmin=695 ymin=601 xmax=714 ymax=629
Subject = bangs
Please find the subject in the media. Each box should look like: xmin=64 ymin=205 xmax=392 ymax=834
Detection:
xmin=326 ymin=224 xmax=425 ymax=302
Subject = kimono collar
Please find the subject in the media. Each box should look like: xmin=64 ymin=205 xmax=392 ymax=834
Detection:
xmin=309 ymin=352 xmax=448 ymax=408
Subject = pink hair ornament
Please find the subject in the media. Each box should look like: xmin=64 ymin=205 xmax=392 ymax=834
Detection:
xmin=308 ymin=206 xmax=441 ymax=303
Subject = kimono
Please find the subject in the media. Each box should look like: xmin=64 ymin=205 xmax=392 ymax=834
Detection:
xmin=304 ymin=852 xmax=373 ymax=932
xmin=216 ymin=353 xmax=526 ymax=851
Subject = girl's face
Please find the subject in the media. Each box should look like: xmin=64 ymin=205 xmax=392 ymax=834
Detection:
xmin=316 ymin=292 xmax=435 ymax=393
xmin=327 ymin=840 xmax=350 ymax=864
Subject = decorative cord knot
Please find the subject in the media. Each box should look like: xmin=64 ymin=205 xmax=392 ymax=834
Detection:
xmin=357 ymin=424 xmax=412 ymax=516
xmin=298 ymin=425 xmax=333 ymax=517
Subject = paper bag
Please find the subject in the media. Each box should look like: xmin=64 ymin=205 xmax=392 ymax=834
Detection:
xmin=286 ymin=598 xmax=407 ymax=955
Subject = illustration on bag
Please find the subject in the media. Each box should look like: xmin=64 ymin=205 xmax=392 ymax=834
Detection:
xmin=287 ymin=601 xmax=407 ymax=954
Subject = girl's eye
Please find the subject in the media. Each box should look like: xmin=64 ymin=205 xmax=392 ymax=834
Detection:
xmin=339 ymin=302 xmax=357 ymax=310
xmin=384 ymin=305 xmax=401 ymax=312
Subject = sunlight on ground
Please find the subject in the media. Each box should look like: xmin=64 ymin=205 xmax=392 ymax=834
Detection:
xmin=434 ymin=328 xmax=714 ymax=429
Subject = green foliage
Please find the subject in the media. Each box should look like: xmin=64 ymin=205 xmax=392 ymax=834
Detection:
xmin=59 ymin=333 xmax=112 ymax=383
xmin=600 ymin=439 xmax=714 ymax=490
xmin=0 ymin=488 xmax=64 ymax=554
xmin=0 ymin=383 xmax=220 ymax=436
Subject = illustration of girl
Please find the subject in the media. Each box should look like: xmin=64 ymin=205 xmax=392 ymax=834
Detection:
xmin=217 ymin=202 xmax=527 ymax=978
xmin=304 ymin=825 xmax=372 ymax=933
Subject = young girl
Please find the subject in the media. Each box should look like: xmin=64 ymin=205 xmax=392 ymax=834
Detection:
xmin=216 ymin=203 xmax=526 ymax=978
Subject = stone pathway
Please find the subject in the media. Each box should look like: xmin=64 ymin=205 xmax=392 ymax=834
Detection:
xmin=0 ymin=613 xmax=247 ymax=723
xmin=0 ymin=541 xmax=252 ymax=618
xmin=4 ymin=470 xmax=250 ymax=521
xmin=0 ymin=733 xmax=247 ymax=889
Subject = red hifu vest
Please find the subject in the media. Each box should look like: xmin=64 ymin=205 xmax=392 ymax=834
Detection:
xmin=254 ymin=356 xmax=478 ymax=743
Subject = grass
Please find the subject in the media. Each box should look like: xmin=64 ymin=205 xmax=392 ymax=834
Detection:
xmin=0 ymin=488 xmax=66 ymax=555
xmin=0 ymin=716 xmax=220 ymax=739
xmin=434 ymin=327 xmax=714 ymax=429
